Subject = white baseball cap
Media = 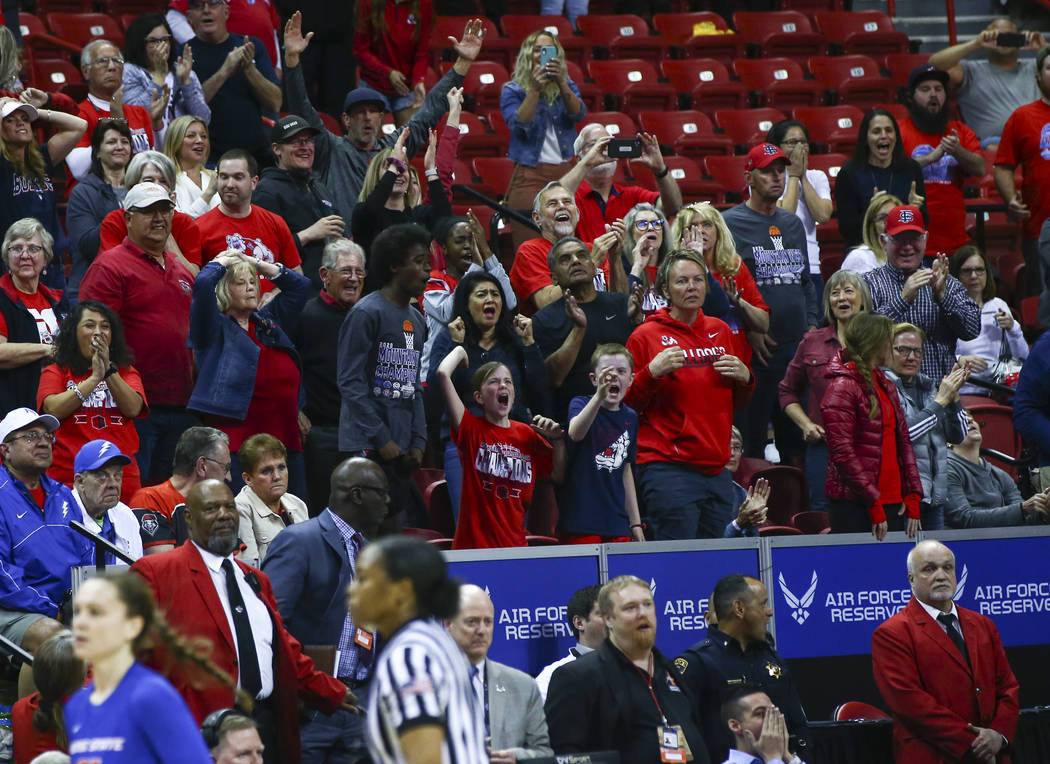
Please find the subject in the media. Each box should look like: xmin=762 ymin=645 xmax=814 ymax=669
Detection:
xmin=0 ymin=101 xmax=38 ymax=122
xmin=123 ymin=181 xmax=174 ymax=211
xmin=0 ymin=407 xmax=59 ymax=444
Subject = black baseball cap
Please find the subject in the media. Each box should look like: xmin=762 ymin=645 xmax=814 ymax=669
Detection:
xmin=908 ymin=64 xmax=949 ymax=91
xmin=271 ymin=114 xmax=319 ymax=144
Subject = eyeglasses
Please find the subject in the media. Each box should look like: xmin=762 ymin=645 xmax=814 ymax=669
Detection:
xmin=634 ymin=219 xmax=664 ymax=231
xmin=351 ymin=485 xmax=390 ymax=496
xmin=729 ymin=444 xmax=743 ymax=453
xmin=283 ymin=136 xmax=315 ymax=147
xmin=893 ymin=346 xmax=923 ymax=358
xmin=92 ymin=56 xmax=124 ymax=68
xmin=4 ymin=431 xmax=55 ymax=445
xmin=959 ymin=266 xmax=986 ymax=276
xmin=145 ymin=35 xmax=173 ymax=46
xmin=781 ymin=139 xmax=808 ymax=147
xmin=334 ymin=267 xmax=365 ymax=278
xmin=202 ymin=456 xmax=232 ymax=473
xmin=8 ymin=244 xmax=44 ymax=255
xmin=188 ymin=0 xmax=225 ymax=8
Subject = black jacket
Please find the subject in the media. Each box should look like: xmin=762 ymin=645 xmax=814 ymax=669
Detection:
xmin=0 ymin=275 xmax=66 ymax=416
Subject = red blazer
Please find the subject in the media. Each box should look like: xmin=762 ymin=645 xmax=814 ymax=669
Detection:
xmin=132 ymin=542 xmax=346 ymax=763
xmin=871 ymin=598 xmax=1019 ymax=764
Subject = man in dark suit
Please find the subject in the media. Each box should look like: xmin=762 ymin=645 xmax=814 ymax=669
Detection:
xmin=262 ymin=457 xmax=388 ymax=763
xmin=132 ymin=479 xmax=353 ymax=764
xmin=872 ymin=540 xmax=1019 ymax=764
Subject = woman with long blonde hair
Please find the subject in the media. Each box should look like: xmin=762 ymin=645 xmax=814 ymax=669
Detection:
xmin=163 ymin=115 xmax=218 ymax=218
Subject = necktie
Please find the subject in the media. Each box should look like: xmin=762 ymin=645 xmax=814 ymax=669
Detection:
xmin=937 ymin=612 xmax=970 ymax=666
xmin=222 ymin=559 xmax=262 ymax=697
xmin=470 ymin=665 xmax=489 ymax=736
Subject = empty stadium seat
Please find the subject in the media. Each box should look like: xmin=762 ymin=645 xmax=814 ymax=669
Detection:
xmin=793 ymin=105 xmax=865 ymax=154
xmin=661 ymin=58 xmax=748 ymax=116
xmin=29 ymin=57 xmax=85 ymax=100
xmin=429 ymin=17 xmax=508 ymax=69
xmin=576 ymin=110 xmax=638 ymax=138
xmin=17 ymin=13 xmax=80 ymax=59
xmin=587 ymin=58 xmax=676 ymax=116
xmin=441 ymin=60 xmax=508 ymax=112
xmin=884 ymin=52 xmax=932 ymax=90
xmin=714 ymin=107 xmax=786 ymax=149
xmin=968 ymin=401 xmax=1021 ymax=478
xmin=500 ymin=14 xmax=591 ymax=68
xmin=753 ymin=465 xmax=810 ymax=526
xmin=637 ymin=110 xmax=734 ymax=161
xmin=792 ymin=510 xmax=830 ymax=534
xmin=814 ymin=11 xmax=911 ymax=66
xmin=807 ymin=152 xmax=849 ymax=189
xmin=632 ymin=156 xmax=726 ymax=204
xmin=808 ymin=55 xmax=896 ymax=111
xmin=472 ymin=156 xmax=515 ymax=201
xmin=733 ymin=11 xmax=827 ymax=62
xmin=818 ymin=221 xmax=846 ymax=280
xmin=834 ymin=701 xmax=890 ymax=721
xmin=437 ymin=112 xmax=506 ymax=158
xmin=576 ymin=14 xmax=665 ymax=65
xmin=733 ymin=58 xmax=823 ymax=110
xmin=704 ymin=154 xmax=750 ymax=200
xmin=47 ymin=12 xmax=124 ymax=50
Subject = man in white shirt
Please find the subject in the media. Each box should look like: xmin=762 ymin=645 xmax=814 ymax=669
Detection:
xmin=72 ymin=439 xmax=143 ymax=562
xmin=535 ymin=584 xmax=604 ymax=700
xmin=721 ymin=685 xmax=805 ymax=764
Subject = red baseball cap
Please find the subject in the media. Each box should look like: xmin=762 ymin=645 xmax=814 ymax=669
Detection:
xmin=745 ymin=142 xmax=789 ymax=171
xmin=884 ymin=205 xmax=926 ymax=236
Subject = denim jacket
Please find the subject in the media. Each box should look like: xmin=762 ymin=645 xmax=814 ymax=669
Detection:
xmin=188 ymin=261 xmax=311 ymax=420
xmin=500 ymin=79 xmax=586 ymax=166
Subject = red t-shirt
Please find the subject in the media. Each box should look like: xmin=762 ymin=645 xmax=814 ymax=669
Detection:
xmin=129 ymin=478 xmax=184 ymax=520
xmin=995 ymin=99 xmax=1050 ymax=239
xmin=12 ymin=693 xmax=59 ymax=764
xmin=75 ymin=99 xmax=154 ymax=156
xmin=195 ymin=205 xmax=302 ymax=293
xmin=574 ymin=180 xmax=659 ymax=244
xmin=899 ymin=117 xmax=979 ymax=254
xmin=451 ymin=410 xmax=553 ymax=550
xmin=99 ymin=209 xmax=203 ymax=267
xmin=508 ymin=237 xmax=608 ymax=314
xmin=169 ymin=0 xmax=281 ymax=66
xmin=203 ymin=323 xmax=301 ymax=451
xmin=0 ymin=286 xmax=59 ymax=342
xmin=37 ymin=364 xmax=148 ymax=503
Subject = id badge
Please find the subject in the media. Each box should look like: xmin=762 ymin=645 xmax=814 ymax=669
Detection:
xmin=353 ymin=627 xmax=374 ymax=650
xmin=658 ymin=724 xmax=691 ymax=762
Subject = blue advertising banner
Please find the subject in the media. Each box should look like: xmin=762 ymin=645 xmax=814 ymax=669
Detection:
xmin=446 ymin=550 xmax=601 ymax=676
xmin=606 ymin=542 xmax=760 ymax=659
xmin=770 ymin=539 xmax=913 ymax=659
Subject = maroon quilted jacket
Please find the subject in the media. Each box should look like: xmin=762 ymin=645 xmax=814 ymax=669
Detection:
xmin=821 ymin=355 xmax=923 ymax=509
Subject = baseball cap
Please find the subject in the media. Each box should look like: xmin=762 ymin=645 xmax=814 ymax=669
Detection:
xmin=0 ymin=101 xmax=38 ymax=122
xmin=342 ymin=86 xmax=389 ymax=114
xmin=123 ymin=182 xmax=174 ymax=211
xmin=884 ymin=205 xmax=926 ymax=236
xmin=908 ymin=64 xmax=949 ymax=91
xmin=271 ymin=114 xmax=318 ymax=144
xmin=0 ymin=407 xmax=59 ymax=444
xmin=745 ymin=143 xmax=789 ymax=171
xmin=74 ymin=439 xmax=132 ymax=474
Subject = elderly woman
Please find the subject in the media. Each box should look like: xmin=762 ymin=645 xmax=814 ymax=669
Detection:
xmin=188 ymin=251 xmax=312 ymax=497
xmin=0 ymin=91 xmax=87 ymax=290
xmin=0 ymin=218 xmax=67 ymax=413
xmin=778 ymin=269 xmax=873 ymax=512
xmin=98 ymin=150 xmax=202 ymax=273
xmin=121 ymin=13 xmax=209 ymax=135
xmin=841 ymin=193 xmax=902 ymax=275
xmin=163 ymin=115 xmax=218 ymax=218
xmin=234 ymin=432 xmax=308 ymax=567
xmin=66 ymin=119 xmax=134 ymax=301
xmin=38 ymin=300 xmax=146 ymax=500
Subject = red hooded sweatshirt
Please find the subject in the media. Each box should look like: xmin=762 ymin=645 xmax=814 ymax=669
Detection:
xmin=626 ymin=308 xmax=754 ymax=472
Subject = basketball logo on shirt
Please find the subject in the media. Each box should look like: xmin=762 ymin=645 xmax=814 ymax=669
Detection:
xmin=1041 ymin=123 xmax=1050 ymax=160
xmin=402 ymin=320 xmax=415 ymax=350
xmin=768 ymin=225 xmax=784 ymax=250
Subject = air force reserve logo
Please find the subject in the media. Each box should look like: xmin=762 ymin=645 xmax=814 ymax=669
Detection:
xmin=779 ymin=571 xmax=818 ymax=625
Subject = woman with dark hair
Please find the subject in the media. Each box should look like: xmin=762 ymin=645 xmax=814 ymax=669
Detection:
xmin=348 ymin=535 xmax=487 ymax=762
xmin=38 ymin=299 xmax=146 ymax=500
xmin=822 ymin=312 xmax=923 ymax=539
xmin=66 ymin=119 xmax=134 ymax=301
xmin=64 ymin=570 xmax=227 ymax=763
xmin=766 ymin=119 xmax=833 ymax=302
xmin=834 ymin=108 xmax=927 ymax=249
xmin=11 ymin=631 xmax=85 ymax=764
xmin=427 ymin=269 xmax=549 ymax=515
xmin=353 ymin=0 xmax=433 ymax=126
xmin=121 ymin=13 xmax=209 ymax=134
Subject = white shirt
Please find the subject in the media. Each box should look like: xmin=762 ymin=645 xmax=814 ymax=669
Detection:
xmin=840 ymin=245 xmax=881 ymax=275
xmin=917 ymin=598 xmax=964 ymax=640
xmin=192 ymin=541 xmax=275 ymax=699
xmin=73 ymin=489 xmax=143 ymax=562
xmin=778 ymin=169 xmax=831 ymax=274
xmin=175 ymin=169 xmax=220 ymax=218
xmin=723 ymin=747 xmax=804 ymax=764
xmin=535 ymin=643 xmax=594 ymax=701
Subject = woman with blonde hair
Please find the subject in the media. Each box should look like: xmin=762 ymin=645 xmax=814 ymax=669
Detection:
xmin=822 ymin=312 xmax=923 ymax=539
xmin=672 ymin=202 xmax=769 ymax=364
xmin=500 ymin=29 xmax=585 ymax=248
xmin=162 ymin=115 xmax=218 ymax=218
xmin=841 ymin=193 xmax=902 ymax=274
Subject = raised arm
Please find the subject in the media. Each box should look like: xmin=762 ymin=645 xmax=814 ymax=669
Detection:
xmin=435 ymin=344 xmax=468 ymax=430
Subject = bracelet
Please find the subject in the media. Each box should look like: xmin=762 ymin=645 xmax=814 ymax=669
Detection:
xmin=104 ymin=363 xmax=118 ymax=379
xmin=630 ymin=523 xmax=644 ymax=529
xmin=73 ymin=384 xmax=88 ymax=403
xmin=425 ymin=168 xmax=439 ymax=180
xmin=385 ymin=157 xmax=407 ymax=173
xmin=654 ymin=165 xmax=669 ymax=179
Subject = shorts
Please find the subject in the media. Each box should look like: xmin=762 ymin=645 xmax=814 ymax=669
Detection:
xmin=0 ymin=608 xmax=48 ymax=646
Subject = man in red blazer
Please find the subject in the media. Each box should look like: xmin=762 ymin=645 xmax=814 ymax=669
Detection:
xmin=132 ymin=479 xmax=353 ymax=764
xmin=872 ymin=539 xmax=1019 ymax=763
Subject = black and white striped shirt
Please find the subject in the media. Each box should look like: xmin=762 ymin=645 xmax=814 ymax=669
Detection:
xmin=366 ymin=618 xmax=486 ymax=764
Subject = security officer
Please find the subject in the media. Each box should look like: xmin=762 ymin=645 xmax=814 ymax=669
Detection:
xmin=675 ymin=574 xmax=809 ymax=764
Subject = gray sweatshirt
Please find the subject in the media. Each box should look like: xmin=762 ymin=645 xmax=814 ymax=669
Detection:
xmin=944 ymin=450 xmax=1042 ymax=528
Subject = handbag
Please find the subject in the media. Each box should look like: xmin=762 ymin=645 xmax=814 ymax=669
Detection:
xmin=989 ymin=328 xmax=1024 ymax=388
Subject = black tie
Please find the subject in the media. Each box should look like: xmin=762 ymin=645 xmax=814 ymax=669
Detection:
xmin=222 ymin=559 xmax=262 ymax=697
xmin=937 ymin=612 xmax=970 ymax=666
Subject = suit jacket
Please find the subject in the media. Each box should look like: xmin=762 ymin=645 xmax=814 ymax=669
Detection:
xmin=871 ymin=598 xmax=1019 ymax=764
xmin=485 ymin=658 xmax=553 ymax=759
xmin=260 ymin=510 xmax=352 ymax=647
xmin=131 ymin=541 xmax=346 ymax=763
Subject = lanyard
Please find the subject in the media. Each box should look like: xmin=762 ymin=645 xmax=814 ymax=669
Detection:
xmin=635 ymin=653 xmax=667 ymax=725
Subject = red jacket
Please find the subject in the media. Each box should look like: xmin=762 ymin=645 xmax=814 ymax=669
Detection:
xmin=354 ymin=0 xmax=433 ymax=94
xmin=872 ymin=598 xmax=1019 ymax=763
xmin=821 ymin=356 xmax=923 ymax=510
xmin=132 ymin=542 xmax=346 ymax=763
xmin=626 ymin=308 xmax=753 ymax=471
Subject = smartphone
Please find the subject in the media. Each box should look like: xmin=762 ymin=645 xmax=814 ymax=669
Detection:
xmin=539 ymin=45 xmax=557 ymax=67
xmin=607 ymin=137 xmax=643 ymax=159
xmin=996 ymin=32 xmax=1026 ymax=47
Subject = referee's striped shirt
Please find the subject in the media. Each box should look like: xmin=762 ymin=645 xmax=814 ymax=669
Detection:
xmin=366 ymin=618 xmax=487 ymax=764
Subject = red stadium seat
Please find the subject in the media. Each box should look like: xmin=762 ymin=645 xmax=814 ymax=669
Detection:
xmin=17 ymin=13 xmax=80 ymax=59
xmin=437 ymin=111 xmax=506 ymax=158
xmin=429 ymin=17 xmax=509 ymax=69
xmin=500 ymin=14 xmax=591 ymax=68
xmin=884 ymin=52 xmax=932 ymax=89
xmin=733 ymin=11 xmax=827 ymax=62
xmin=424 ymin=480 xmax=455 ymax=537
xmin=759 ymin=525 xmax=804 ymax=536
xmin=752 ymin=465 xmax=810 ymax=526
xmin=807 ymin=152 xmax=849 ymax=189
xmin=564 ymin=60 xmax=603 ymax=112
xmin=632 ymin=156 xmax=725 ymax=204
xmin=441 ymin=60 xmax=508 ymax=113
xmin=29 ymin=57 xmax=85 ymax=100
xmin=472 ymin=156 xmax=515 ymax=201
xmin=661 ymin=58 xmax=748 ymax=117
xmin=793 ymin=105 xmax=865 ymax=154
xmin=46 ymin=12 xmax=124 ymax=50
xmin=778 ymin=0 xmax=843 ymax=10
xmin=587 ymin=58 xmax=676 ymax=117
xmin=637 ymin=110 xmax=733 ymax=160
xmin=704 ymin=155 xmax=749 ymax=200
xmin=734 ymin=456 xmax=773 ymax=487
xmin=791 ymin=510 xmax=830 ymax=534
xmin=834 ymin=701 xmax=891 ymax=721
xmin=34 ymin=0 xmax=92 ymax=14
xmin=576 ymin=110 xmax=638 ymax=138
xmin=733 ymin=58 xmax=823 ymax=110
xmin=814 ymin=11 xmax=911 ymax=66
xmin=818 ymin=221 xmax=846 ymax=280
xmin=875 ymin=102 xmax=910 ymax=125
xmin=968 ymin=401 xmax=1021 ymax=479
xmin=714 ymin=108 xmax=786 ymax=149
xmin=1021 ymin=295 xmax=1044 ymax=332
xmin=808 ymin=55 xmax=896 ymax=111
xmin=576 ymin=14 xmax=665 ymax=66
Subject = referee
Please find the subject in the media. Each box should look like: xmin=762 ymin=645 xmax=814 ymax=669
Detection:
xmin=347 ymin=536 xmax=485 ymax=762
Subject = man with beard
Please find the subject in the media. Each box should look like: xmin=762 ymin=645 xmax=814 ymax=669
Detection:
xmin=132 ymin=479 xmax=353 ymax=764
xmin=545 ymin=575 xmax=709 ymax=763
xmin=928 ymin=18 xmax=1045 ymax=148
xmin=558 ymin=123 xmax=682 ymax=243
xmin=899 ymin=66 xmax=984 ymax=257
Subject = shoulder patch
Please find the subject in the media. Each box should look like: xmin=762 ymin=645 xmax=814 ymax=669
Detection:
xmin=674 ymin=657 xmax=689 ymax=673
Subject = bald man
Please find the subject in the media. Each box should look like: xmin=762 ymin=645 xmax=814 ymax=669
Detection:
xmin=871 ymin=541 xmax=1019 ymax=763
xmin=446 ymin=585 xmax=552 ymax=762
